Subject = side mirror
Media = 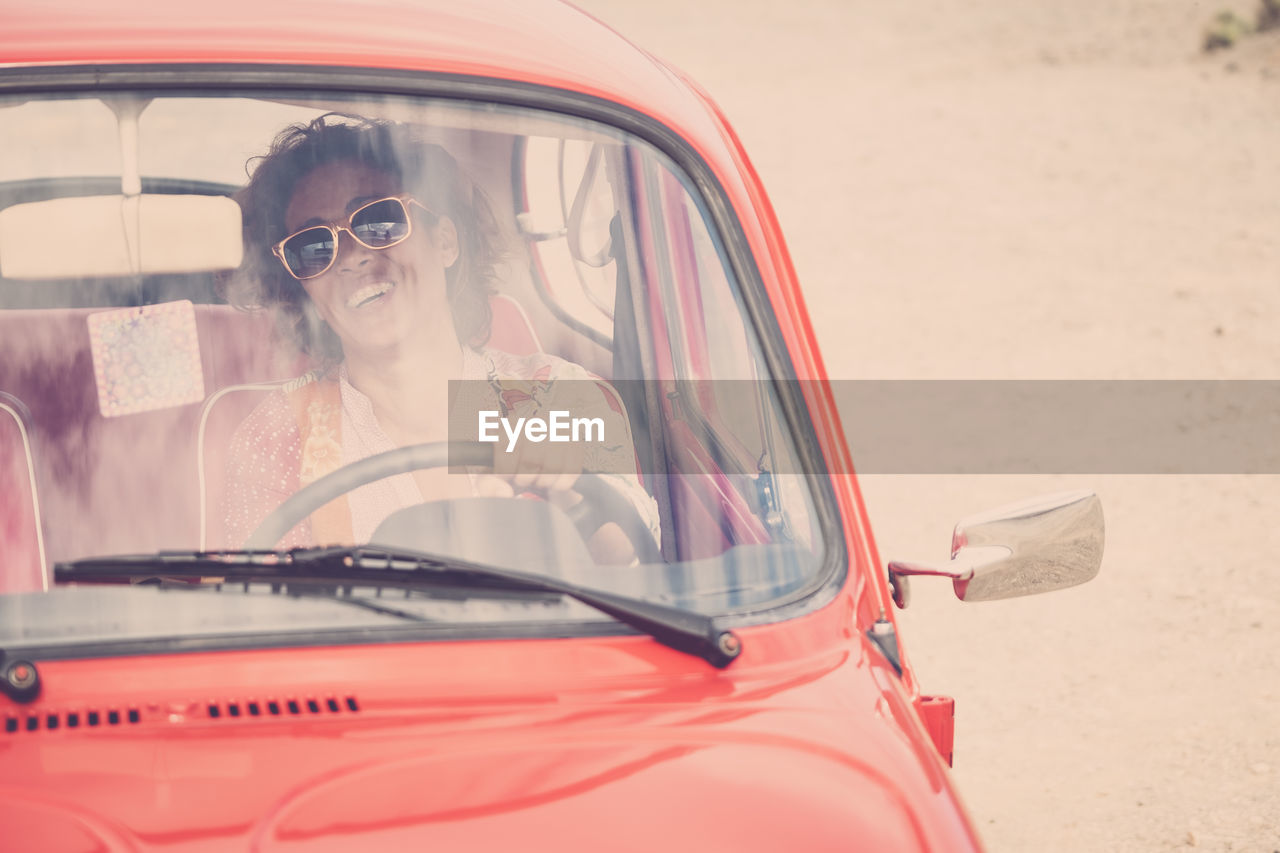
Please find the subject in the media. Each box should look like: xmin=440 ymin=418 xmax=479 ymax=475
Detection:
xmin=887 ymin=490 xmax=1104 ymax=607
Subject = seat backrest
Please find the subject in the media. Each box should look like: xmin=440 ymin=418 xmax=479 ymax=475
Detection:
xmin=488 ymin=292 xmax=542 ymax=355
xmin=0 ymin=393 xmax=47 ymax=592
xmin=0 ymin=303 xmax=289 ymax=565
xmin=197 ymin=381 xmax=288 ymax=550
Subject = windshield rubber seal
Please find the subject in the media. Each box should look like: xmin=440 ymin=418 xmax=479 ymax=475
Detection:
xmin=0 ymin=617 xmax=659 ymax=663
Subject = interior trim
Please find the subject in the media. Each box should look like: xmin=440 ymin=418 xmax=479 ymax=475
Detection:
xmin=0 ymin=397 xmax=49 ymax=590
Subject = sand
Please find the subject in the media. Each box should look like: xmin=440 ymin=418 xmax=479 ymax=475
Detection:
xmin=572 ymin=1 xmax=1280 ymax=849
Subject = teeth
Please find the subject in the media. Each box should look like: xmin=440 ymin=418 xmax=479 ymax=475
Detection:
xmin=347 ymin=281 xmax=393 ymax=309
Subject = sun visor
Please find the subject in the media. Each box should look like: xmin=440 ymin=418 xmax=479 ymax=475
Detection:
xmin=0 ymin=194 xmax=242 ymax=279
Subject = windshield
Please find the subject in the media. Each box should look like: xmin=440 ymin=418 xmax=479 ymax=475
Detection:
xmin=0 ymin=86 xmax=833 ymax=652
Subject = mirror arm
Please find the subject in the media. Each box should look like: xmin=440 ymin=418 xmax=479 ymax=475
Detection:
xmin=887 ymin=546 xmax=1013 ymax=607
xmin=887 ymin=559 xmax=969 ymax=582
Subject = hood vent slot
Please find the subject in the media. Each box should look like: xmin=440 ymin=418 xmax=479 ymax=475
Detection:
xmin=5 ymin=695 xmax=359 ymax=734
xmin=207 ymin=695 xmax=358 ymax=719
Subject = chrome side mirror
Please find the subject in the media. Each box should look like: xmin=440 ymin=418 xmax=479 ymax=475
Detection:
xmin=887 ymin=490 xmax=1104 ymax=607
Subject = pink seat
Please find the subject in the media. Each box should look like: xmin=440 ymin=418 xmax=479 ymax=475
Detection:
xmin=0 ymin=304 xmax=293 ymax=566
xmin=198 ymin=381 xmax=288 ymax=549
xmin=488 ymin=292 xmax=542 ymax=356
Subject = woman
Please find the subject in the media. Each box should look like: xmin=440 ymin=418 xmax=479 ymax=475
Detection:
xmin=224 ymin=114 xmax=656 ymax=561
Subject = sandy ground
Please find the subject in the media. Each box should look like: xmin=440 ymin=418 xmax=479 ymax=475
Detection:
xmin=573 ymin=2 xmax=1279 ymax=850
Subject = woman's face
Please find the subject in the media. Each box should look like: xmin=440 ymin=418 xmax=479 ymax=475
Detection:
xmin=283 ymin=159 xmax=459 ymax=359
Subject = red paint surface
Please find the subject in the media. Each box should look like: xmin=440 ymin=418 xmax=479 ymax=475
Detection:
xmin=1 ymin=613 xmax=977 ymax=850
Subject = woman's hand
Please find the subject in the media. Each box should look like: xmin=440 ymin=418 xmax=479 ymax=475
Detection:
xmin=490 ymin=432 xmax=585 ymax=494
xmin=487 ymin=441 xmax=636 ymax=565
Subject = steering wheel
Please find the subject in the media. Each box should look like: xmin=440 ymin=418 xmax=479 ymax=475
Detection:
xmin=243 ymin=441 xmax=662 ymax=563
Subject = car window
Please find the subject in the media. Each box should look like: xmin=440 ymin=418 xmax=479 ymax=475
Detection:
xmin=517 ymin=138 xmax=619 ymax=346
xmin=625 ymin=158 xmax=819 ymax=556
xmin=0 ymin=87 xmax=830 ymax=650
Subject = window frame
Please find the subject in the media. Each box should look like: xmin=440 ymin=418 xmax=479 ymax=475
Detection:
xmin=0 ymin=63 xmax=849 ymax=629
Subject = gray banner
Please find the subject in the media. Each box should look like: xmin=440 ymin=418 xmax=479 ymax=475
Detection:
xmin=448 ymin=380 xmax=1280 ymax=474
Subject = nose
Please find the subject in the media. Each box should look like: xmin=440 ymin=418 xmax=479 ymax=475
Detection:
xmin=334 ymin=227 xmax=378 ymax=273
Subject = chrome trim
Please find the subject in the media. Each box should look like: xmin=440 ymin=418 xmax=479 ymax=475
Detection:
xmin=196 ymin=381 xmax=288 ymax=550
xmin=0 ymin=400 xmax=49 ymax=591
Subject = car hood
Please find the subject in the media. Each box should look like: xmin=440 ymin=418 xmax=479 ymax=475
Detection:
xmin=0 ymin=612 xmax=976 ymax=851
xmin=2 ymin=732 xmax=930 ymax=851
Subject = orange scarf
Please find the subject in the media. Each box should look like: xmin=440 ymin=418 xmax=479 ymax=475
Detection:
xmin=285 ymin=374 xmax=353 ymax=545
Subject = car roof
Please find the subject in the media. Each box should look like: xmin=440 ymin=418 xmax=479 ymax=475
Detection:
xmin=1 ymin=0 xmax=712 ymax=132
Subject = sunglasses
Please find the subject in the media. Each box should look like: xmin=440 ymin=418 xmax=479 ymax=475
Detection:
xmin=271 ymin=196 xmax=431 ymax=281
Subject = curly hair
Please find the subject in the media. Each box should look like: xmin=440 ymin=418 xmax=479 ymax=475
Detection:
xmin=232 ymin=114 xmax=502 ymax=362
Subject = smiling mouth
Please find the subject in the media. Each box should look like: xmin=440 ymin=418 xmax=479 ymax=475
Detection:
xmin=347 ymin=281 xmax=395 ymax=309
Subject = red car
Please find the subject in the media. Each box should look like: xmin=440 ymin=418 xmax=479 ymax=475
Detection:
xmin=0 ymin=1 xmax=1103 ymax=849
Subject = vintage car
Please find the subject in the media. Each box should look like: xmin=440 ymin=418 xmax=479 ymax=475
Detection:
xmin=0 ymin=0 xmax=1103 ymax=849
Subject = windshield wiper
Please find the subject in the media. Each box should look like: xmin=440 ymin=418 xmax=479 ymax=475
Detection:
xmin=55 ymin=547 xmax=743 ymax=668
